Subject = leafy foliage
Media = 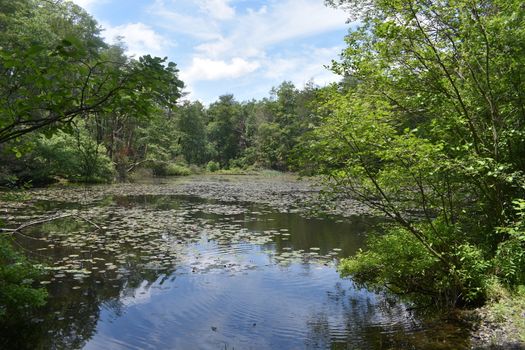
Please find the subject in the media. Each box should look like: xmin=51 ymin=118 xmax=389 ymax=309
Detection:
xmin=34 ymin=127 xmax=115 ymax=183
xmin=304 ymin=0 xmax=525 ymax=306
xmin=494 ymin=200 xmax=525 ymax=286
xmin=206 ymin=161 xmax=220 ymax=173
xmin=0 ymin=236 xmax=47 ymax=320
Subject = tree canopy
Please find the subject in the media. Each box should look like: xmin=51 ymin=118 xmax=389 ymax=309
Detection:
xmin=298 ymin=0 xmax=525 ymax=305
xmin=0 ymin=0 xmax=183 ymax=144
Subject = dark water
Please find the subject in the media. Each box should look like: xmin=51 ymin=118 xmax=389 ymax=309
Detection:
xmin=2 ymin=191 xmax=470 ymax=349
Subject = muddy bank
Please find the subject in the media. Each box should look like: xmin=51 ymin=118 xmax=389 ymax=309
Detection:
xmin=469 ymin=301 xmax=525 ymax=349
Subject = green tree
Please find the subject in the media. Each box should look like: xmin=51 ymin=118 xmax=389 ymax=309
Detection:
xmin=32 ymin=124 xmax=114 ymax=183
xmin=0 ymin=1 xmax=183 ymax=146
xmin=176 ymin=101 xmax=208 ymax=165
xmin=304 ymin=0 xmax=525 ymax=305
xmin=207 ymin=95 xmax=244 ymax=167
xmin=254 ymin=81 xmax=319 ymax=170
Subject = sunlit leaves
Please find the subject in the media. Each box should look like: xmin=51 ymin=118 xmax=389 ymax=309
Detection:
xmin=308 ymin=0 xmax=525 ymax=305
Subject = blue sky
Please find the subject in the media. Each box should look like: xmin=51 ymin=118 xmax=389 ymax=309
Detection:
xmin=70 ymin=0 xmax=352 ymax=104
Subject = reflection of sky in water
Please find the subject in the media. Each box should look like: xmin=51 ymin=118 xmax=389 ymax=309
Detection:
xmin=3 ymin=187 xmax=471 ymax=350
xmin=88 ymin=246 xmax=389 ymax=350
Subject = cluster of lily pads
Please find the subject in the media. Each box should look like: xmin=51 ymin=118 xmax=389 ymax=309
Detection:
xmin=21 ymin=175 xmax=371 ymax=217
xmin=0 ymin=176 xmax=357 ymax=292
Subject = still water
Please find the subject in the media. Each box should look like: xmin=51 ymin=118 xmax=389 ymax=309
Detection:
xmin=2 ymin=177 xmax=470 ymax=349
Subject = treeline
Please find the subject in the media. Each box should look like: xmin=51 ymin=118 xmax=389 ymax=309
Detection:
xmin=157 ymin=81 xmax=318 ymax=173
xmin=1 ymin=80 xmax=319 ymax=186
xmin=102 ymin=80 xmax=319 ymax=178
xmin=0 ymin=2 xmax=321 ymax=187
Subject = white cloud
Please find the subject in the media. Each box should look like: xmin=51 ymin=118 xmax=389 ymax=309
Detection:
xmin=191 ymin=0 xmax=349 ymax=58
xmin=151 ymin=0 xmax=348 ymax=50
xmin=243 ymin=0 xmax=348 ymax=46
xmin=198 ymin=0 xmax=235 ymax=20
xmin=68 ymin=0 xmax=105 ymax=11
xmin=182 ymin=57 xmax=260 ymax=82
xmin=101 ymin=22 xmax=175 ymax=58
xmin=145 ymin=0 xmax=350 ymax=102
xmin=262 ymin=45 xmax=343 ymax=86
xmin=148 ymin=0 xmax=223 ymax=40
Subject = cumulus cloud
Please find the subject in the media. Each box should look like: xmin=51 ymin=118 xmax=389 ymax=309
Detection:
xmin=183 ymin=0 xmax=348 ymax=58
xmin=182 ymin=57 xmax=260 ymax=82
xmin=149 ymin=0 xmax=223 ymax=40
xmin=197 ymin=0 xmax=235 ymax=20
xmin=68 ymin=0 xmax=105 ymax=11
xmin=262 ymin=45 xmax=343 ymax=86
xmin=151 ymin=0 xmax=348 ymax=50
xmin=146 ymin=0 xmax=350 ymax=101
xmin=102 ymin=22 xmax=175 ymax=57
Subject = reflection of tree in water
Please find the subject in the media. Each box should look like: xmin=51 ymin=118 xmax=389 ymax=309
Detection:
xmin=1 ymin=192 xmax=471 ymax=350
xmin=2 ymin=214 xmax=179 ymax=350
xmin=2 ymin=262 xmax=176 ymax=350
xmin=304 ymin=282 xmax=471 ymax=349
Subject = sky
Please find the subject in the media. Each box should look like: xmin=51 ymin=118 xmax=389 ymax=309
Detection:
xmin=69 ymin=0 xmax=352 ymax=104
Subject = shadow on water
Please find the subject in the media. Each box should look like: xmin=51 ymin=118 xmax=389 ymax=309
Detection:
xmin=1 ymin=191 xmax=471 ymax=350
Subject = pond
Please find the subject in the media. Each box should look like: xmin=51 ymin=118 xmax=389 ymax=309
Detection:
xmin=1 ymin=175 xmax=471 ymax=349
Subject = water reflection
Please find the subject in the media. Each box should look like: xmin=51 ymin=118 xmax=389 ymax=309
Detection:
xmin=1 ymin=192 xmax=470 ymax=349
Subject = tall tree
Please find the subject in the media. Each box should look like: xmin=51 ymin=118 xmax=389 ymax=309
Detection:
xmin=303 ymin=0 xmax=525 ymax=305
xmin=176 ymin=101 xmax=208 ymax=165
xmin=0 ymin=0 xmax=183 ymax=145
xmin=207 ymin=95 xmax=243 ymax=167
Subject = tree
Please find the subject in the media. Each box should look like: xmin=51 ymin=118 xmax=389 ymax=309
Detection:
xmin=253 ymin=81 xmax=319 ymax=170
xmin=176 ymin=101 xmax=208 ymax=165
xmin=304 ymin=0 xmax=525 ymax=305
xmin=207 ymin=95 xmax=244 ymax=167
xmin=0 ymin=0 xmax=183 ymax=145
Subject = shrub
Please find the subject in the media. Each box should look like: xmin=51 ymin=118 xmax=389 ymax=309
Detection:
xmin=339 ymin=226 xmax=444 ymax=305
xmin=206 ymin=161 xmax=220 ymax=172
xmin=188 ymin=164 xmax=204 ymax=174
xmin=339 ymin=223 xmax=491 ymax=306
xmin=494 ymin=200 xmax=525 ymax=286
xmin=165 ymin=163 xmax=192 ymax=176
xmin=32 ymin=130 xmax=114 ymax=183
xmin=0 ymin=236 xmax=47 ymax=320
xmin=149 ymin=161 xmax=192 ymax=176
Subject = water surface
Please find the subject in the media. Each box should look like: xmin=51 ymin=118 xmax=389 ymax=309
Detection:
xmin=1 ymin=176 xmax=470 ymax=349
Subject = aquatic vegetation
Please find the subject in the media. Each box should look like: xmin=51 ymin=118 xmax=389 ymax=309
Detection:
xmin=0 ymin=176 xmax=470 ymax=349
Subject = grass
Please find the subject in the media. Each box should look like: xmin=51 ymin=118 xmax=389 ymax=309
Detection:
xmin=487 ymin=286 xmax=525 ymax=342
xmin=471 ymin=282 xmax=525 ymax=348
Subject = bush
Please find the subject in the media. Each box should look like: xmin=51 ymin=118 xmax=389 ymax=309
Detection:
xmin=188 ymin=164 xmax=204 ymax=174
xmin=339 ymin=223 xmax=491 ymax=306
xmin=206 ymin=161 xmax=220 ymax=172
xmin=228 ymin=157 xmax=249 ymax=170
xmin=339 ymin=226 xmax=445 ymax=305
xmin=165 ymin=163 xmax=192 ymax=176
xmin=149 ymin=161 xmax=192 ymax=176
xmin=29 ymin=130 xmax=114 ymax=184
xmin=0 ymin=236 xmax=47 ymax=320
xmin=494 ymin=200 xmax=525 ymax=286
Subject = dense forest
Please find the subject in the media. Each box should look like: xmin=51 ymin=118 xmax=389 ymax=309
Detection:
xmin=1 ymin=0 xmax=525 ymax=344
xmin=0 ymin=0 xmax=321 ymax=187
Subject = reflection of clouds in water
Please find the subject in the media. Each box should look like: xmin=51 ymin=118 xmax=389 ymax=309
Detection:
xmin=91 ymin=263 xmax=355 ymax=349
xmin=2 ymin=177 xmax=469 ymax=350
xmin=118 ymin=280 xmax=154 ymax=307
